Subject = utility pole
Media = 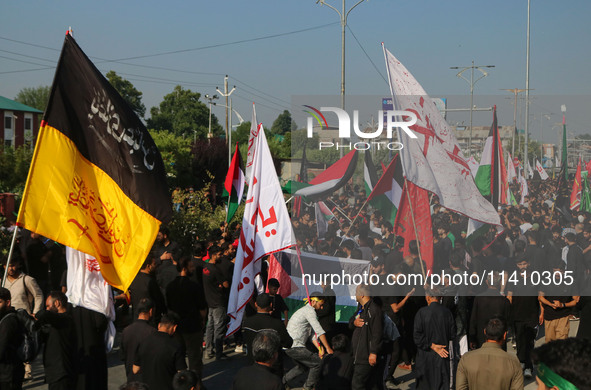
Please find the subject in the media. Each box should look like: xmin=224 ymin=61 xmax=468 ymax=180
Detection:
xmin=524 ymin=0 xmax=531 ymax=178
xmin=204 ymin=94 xmax=219 ymax=144
xmin=501 ymin=88 xmax=529 ymax=157
xmin=450 ymin=61 xmax=495 ymax=156
xmin=216 ymin=76 xmax=236 ymax=165
xmin=315 ymin=0 xmax=366 ymax=111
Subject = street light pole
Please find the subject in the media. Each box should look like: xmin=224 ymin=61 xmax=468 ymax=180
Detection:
xmin=501 ymin=88 xmax=527 ymax=157
xmin=450 ymin=62 xmax=495 ymax=156
xmin=315 ymin=0 xmax=366 ymax=111
xmin=524 ymin=0 xmax=531 ymax=178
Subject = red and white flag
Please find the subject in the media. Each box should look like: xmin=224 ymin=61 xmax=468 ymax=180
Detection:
xmin=382 ymin=45 xmax=499 ymax=226
xmin=66 ymin=247 xmax=116 ymax=351
xmin=245 ymin=103 xmax=262 ymax=183
xmin=226 ymin=118 xmax=295 ymax=336
xmin=535 ymin=159 xmax=549 ymax=180
xmin=571 ymin=158 xmax=582 ymax=211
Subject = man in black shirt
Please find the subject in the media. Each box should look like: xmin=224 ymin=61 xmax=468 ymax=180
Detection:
xmin=166 ymin=257 xmax=207 ymax=387
xmin=133 ymin=312 xmax=187 ymax=390
xmin=349 ymin=284 xmax=384 ymax=390
xmin=120 ymin=298 xmax=156 ymax=382
xmin=201 ymin=246 xmax=230 ymax=360
xmin=242 ymin=294 xmax=292 ymax=374
xmin=0 ymin=287 xmax=24 ymax=390
xmin=36 ymin=291 xmax=77 ymax=390
xmin=507 ymin=256 xmax=540 ymax=379
xmin=128 ymin=256 xmax=166 ymax=323
xmin=267 ymin=279 xmax=289 ymax=326
xmin=154 ymin=227 xmax=182 ymax=297
xmin=233 ymin=330 xmax=284 ymax=390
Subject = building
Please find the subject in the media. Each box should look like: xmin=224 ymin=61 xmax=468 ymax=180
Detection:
xmin=0 ymin=96 xmax=43 ymax=149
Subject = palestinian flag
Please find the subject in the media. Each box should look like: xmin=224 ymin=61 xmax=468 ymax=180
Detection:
xmin=315 ymin=201 xmax=336 ymax=239
xmin=293 ymin=150 xmax=358 ymax=201
xmin=223 ymin=143 xmax=245 ymax=223
xmin=570 ymin=158 xmax=582 ymax=211
xmin=367 ymin=155 xmax=404 ymax=225
xmin=364 ymin=150 xmax=379 ymax=196
xmin=16 ymin=33 xmax=171 ymax=291
xmin=474 ymin=106 xmax=507 ymax=208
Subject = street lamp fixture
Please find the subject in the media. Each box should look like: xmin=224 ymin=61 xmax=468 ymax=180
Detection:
xmin=204 ymin=94 xmax=219 ymax=143
xmin=450 ymin=61 xmax=495 ymax=156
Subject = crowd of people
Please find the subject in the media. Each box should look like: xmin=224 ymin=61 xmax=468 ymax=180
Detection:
xmin=2 ymin=177 xmax=591 ymax=389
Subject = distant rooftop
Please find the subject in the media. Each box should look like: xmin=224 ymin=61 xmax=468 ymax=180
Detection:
xmin=0 ymin=96 xmax=43 ymax=113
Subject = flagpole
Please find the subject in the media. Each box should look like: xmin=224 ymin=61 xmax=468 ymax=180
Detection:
xmin=1 ymin=226 xmax=19 ymax=287
xmin=295 ymin=245 xmax=311 ymax=302
xmin=325 ymin=199 xmax=352 ymax=223
xmin=402 ymin=178 xmax=426 ymax=278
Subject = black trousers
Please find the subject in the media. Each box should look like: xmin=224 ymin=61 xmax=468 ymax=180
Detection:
xmin=513 ymin=320 xmax=537 ymax=370
xmin=49 ymin=376 xmax=76 ymax=390
xmin=352 ymin=356 xmax=386 ymax=390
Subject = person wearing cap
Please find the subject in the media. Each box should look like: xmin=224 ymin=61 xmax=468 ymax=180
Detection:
xmin=242 ymin=293 xmax=292 ymax=375
xmin=532 ymin=338 xmax=591 ymax=390
xmin=284 ymin=292 xmax=333 ymax=390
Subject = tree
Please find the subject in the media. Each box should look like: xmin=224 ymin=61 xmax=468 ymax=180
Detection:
xmin=106 ymin=71 xmax=146 ymax=118
xmin=14 ymin=86 xmax=50 ymax=111
xmin=148 ymin=130 xmax=193 ymax=188
xmin=234 ymin=121 xmax=251 ymax=146
xmin=0 ymin=146 xmax=34 ymax=193
xmin=270 ymin=110 xmax=294 ymax=136
xmin=147 ymin=85 xmax=222 ymax=139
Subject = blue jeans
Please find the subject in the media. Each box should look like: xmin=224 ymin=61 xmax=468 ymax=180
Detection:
xmin=205 ymin=307 xmax=227 ymax=358
xmin=284 ymin=347 xmax=322 ymax=388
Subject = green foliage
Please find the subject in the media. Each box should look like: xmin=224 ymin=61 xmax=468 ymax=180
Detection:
xmin=14 ymin=85 xmax=50 ymax=112
xmin=270 ymin=110 xmax=294 ymax=136
xmin=0 ymin=215 xmax=13 ymax=259
xmin=234 ymin=121 xmax=251 ymax=146
xmin=167 ymin=174 xmax=242 ymax=255
xmin=148 ymin=130 xmax=193 ymax=188
xmin=106 ymin=71 xmax=146 ymax=118
xmin=0 ymin=146 xmax=34 ymax=193
xmin=147 ymin=85 xmax=222 ymax=139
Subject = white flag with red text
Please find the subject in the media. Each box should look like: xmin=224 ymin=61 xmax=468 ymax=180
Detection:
xmin=382 ymin=46 xmax=500 ymax=225
xmin=535 ymin=159 xmax=549 ymax=180
xmin=66 ymin=247 xmax=116 ymax=351
xmin=226 ymin=122 xmax=295 ymax=336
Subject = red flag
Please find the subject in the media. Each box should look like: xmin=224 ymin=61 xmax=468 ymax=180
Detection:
xmin=586 ymin=160 xmax=591 ymax=177
xmin=394 ymin=180 xmax=433 ymax=272
xmin=571 ymin=158 xmax=582 ymax=211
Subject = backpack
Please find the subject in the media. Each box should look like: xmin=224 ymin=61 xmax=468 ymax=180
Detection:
xmin=0 ymin=309 xmax=42 ymax=362
xmin=382 ymin=312 xmax=400 ymax=341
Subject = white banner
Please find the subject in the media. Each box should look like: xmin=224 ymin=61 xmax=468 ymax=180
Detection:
xmin=535 ymin=159 xmax=549 ymax=180
xmin=507 ymin=152 xmax=517 ymax=182
xmin=383 ymin=46 xmax=500 ymax=226
xmin=245 ymin=104 xmax=262 ymax=183
xmin=227 ymin=121 xmax=295 ymax=336
xmin=66 ymin=247 xmax=116 ymax=351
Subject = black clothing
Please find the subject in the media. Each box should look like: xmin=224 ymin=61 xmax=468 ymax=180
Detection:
xmin=135 ymin=331 xmax=187 ymax=390
xmin=242 ymin=313 xmax=293 ymax=361
xmin=119 ymin=319 xmax=156 ymax=381
xmin=269 ymin=294 xmax=289 ymax=321
xmin=577 ymin=294 xmax=591 ymax=340
xmin=317 ymin=351 xmax=353 ymax=390
xmin=508 ymin=275 xmax=540 ymax=323
xmin=233 ymin=363 xmax=284 ymax=390
xmin=413 ymin=302 xmax=456 ymax=390
xmin=524 ymin=244 xmax=548 ymax=273
xmin=316 ymin=288 xmax=336 ymax=335
xmin=156 ymin=261 xmax=179 ymax=299
xmin=36 ymin=309 xmax=77 ymax=385
xmin=128 ymin=271 xmax=166 ymax=321
xmin=153 ymin=240 xmax=182 ymax=263
xmin=567 ymin=244 xmax=586 ymax=294
xmin=541 ymin=283 xmax=573 ymax=321
xmin=469 ymin=291 xmax=510 ymax=348
xmin=166 ymin=276 xmax=207 ymax=333
xmin=72 ymin=306 xmax=108 ymax=390
xmin=349 ymin=299 xmax=383 ymax=365
xmin=0 ymin=308 xmax=24 ymax=387
xmin=201 ymin=262 xmax=228 ymax=308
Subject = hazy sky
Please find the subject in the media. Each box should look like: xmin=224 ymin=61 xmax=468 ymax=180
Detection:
xmin=2 ymin=1 xmax=590 ymax=145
